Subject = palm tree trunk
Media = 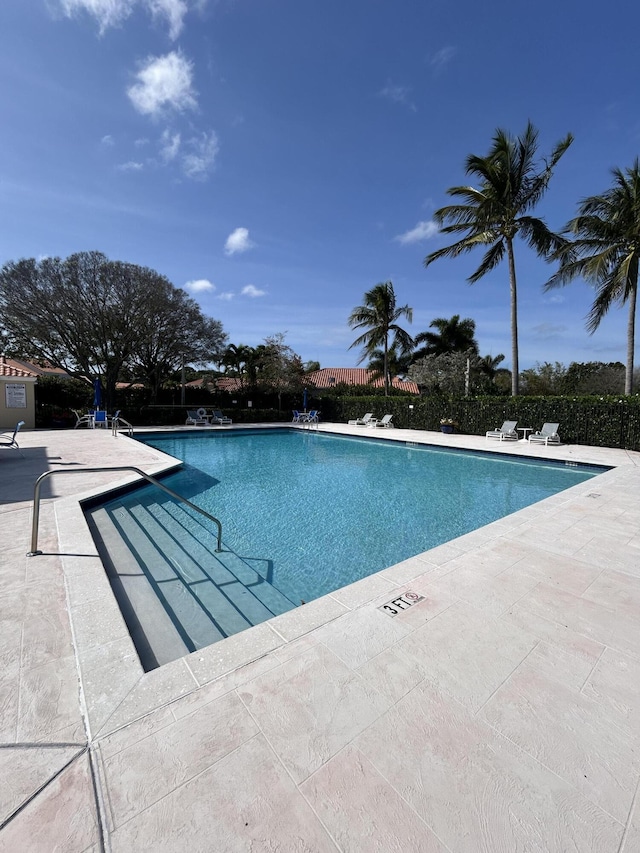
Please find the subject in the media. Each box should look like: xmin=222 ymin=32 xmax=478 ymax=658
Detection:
xmin=625 ymin=281 xmax=637 ymax=394
xmin=506 ymin=239 xmax=519 ymax=396
xmin=383 ymin=334 xmax=389 ymax=396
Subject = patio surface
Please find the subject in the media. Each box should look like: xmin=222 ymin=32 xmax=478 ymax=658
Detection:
xmin=0 ymin=423 xmax=639 ymax=852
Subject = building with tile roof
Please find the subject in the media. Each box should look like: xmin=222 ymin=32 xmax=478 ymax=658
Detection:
xmin=305 ymin=368 xmax=420 ymax=395
xmin=202 ymin=368 xmax=420 ymax=395
xmin=0 ymin=357 xmax=37 ymax=429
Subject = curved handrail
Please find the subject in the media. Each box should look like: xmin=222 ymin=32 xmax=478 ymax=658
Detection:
xmin=111 ymin=414 xmax=134 ymax=437
xmin=27 ymin=466 xmax=223 ymax=556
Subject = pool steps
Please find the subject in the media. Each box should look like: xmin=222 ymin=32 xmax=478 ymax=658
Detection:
xmin=85 ymin=495 xmax=296 ymax=671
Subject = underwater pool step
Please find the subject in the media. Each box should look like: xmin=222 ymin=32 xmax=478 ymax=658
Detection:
xmin=85 ymin=498 xmax=296 ymax=671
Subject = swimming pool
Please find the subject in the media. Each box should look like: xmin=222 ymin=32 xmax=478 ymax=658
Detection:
xmin=143 ymin=429 xmax=603 ymax=597
xmin=85 ymin=429 xmax=604 ymax=667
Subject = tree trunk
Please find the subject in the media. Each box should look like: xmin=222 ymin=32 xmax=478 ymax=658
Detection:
xmin=625 ymin=280 xmax=637 ymax=394
xmin=383 ymin=334 xmax=389 ymax=396
xmin=506 ymin=239 xmax=519 ymax=396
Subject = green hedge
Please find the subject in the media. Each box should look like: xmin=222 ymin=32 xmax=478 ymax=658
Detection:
xmin=317 ymin=394 xmax=640 ymax=451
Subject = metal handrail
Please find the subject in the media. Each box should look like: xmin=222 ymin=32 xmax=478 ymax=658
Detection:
xmin=111 ymin=415 xmax=134 ymax=437
xmin=27 ymin=466 xmax=223 ymax=556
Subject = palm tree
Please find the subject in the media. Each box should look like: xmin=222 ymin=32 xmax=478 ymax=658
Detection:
xmin=348 ymin=281 xmax=413 ymax=395
xmin=412 ymin=314 xmax=478 ymax=360
xmin=545 ymin=159 xmax=640 ymax=394
xmin=424 ymin=122 xmax=573 ymax=395
xmin=368 ymin=340 xmax=413 ymax=381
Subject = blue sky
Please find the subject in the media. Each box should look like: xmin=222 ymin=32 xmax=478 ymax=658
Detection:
xmin=1 ymin=0 xmax=638 ymax=372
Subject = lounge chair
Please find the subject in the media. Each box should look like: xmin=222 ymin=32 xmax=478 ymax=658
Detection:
xmin=348 ymin=413 xmax=374 ymax=426
xmin=529 ymin=423 xmax=561 ymax=445
xmin=211 ymin=409 xmax=232 ymax=425
xmin=185 ymin=409 xmax=208 ymax=426
xmin=0 ymin=420 xmax=25 ymax=450
xmin=73 ymin=409 xmax=95 ymax=429
xmin=486 ymin=420 xmax=518 ymax=441
xmin=373 ymin=414 xmax=394 ymax=428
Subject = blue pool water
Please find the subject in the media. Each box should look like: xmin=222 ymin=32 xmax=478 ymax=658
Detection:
xmin=131 ymin=429 xmax=602 ymax=605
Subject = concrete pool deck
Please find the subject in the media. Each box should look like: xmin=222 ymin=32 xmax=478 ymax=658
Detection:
xmin=1 ymin=424 xmax=639 ymax=851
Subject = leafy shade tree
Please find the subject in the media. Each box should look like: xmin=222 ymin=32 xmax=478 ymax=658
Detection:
xmin=520 ymin=361 xmax=568 ymax=396
xmin=0 ymin=251 xmax=226 ymax=409
xmin=563 ymin=361 xmax=625 ymax=395
xmin=348 ymin=281 xmax=413 ymax=396
xmin=409 ymin=349 xmax=478 ymax=397
xmin=412 ymin=314 xmax=478 ymax=360
xmin=424 ymin=122 xmax=573 ymax=396
xmin=303 ymin=360 xmax=321 ymax=373
xmin=129 ymin=283 xmax=226 ymax=401
xmin=545 ymin=159 xmax=640 ymax=394
xmin=256 ymin=333 xmax=305 ymax=410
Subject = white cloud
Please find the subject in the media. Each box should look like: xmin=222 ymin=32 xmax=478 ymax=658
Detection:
xmin=379 ymin=81 xmax=416 ymax=112
xmin=146 ymin=0 xmax=188 ymax=40
xmin=101 ymin=134 xmax=115 ymax=146
xmin=224 ymin=227 xmax=254 ymax=256
xmin=116 ymin=160 xmax=144 ymax=171
xmin=430 ymin=46 xmax=456 ymax=72
xmin=395 ymin=220 xmax=438 ymax=244
xmin=182 ymin=130 xmax=219 ymax=179
xmin=217 ymin=292 xmax=234 ymax=301
xmin=127 ymin=52 xmax=197 ymax=118
xmin=134 ymin=137 xmax=150 ymax=147
xmin=241 ymin=284 xmax=265 ymax=298
xmin=160 ymin=128 xmax=181 ymax=162
xmin=59 ymin=0 xmax=135 ymax=34
xmin=58 ymin=0 xmax=190 ymax=39
xmin=185 ymin=278 xmax=215 ymax=293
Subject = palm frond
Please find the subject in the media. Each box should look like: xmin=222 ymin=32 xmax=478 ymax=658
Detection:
xmin=468 ymin=240 xmax=505 ymax=283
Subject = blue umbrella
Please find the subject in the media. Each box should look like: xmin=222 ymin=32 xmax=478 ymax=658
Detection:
xmin=92 ymin=378 xmax=102 ymax=410
xmin=302 ymin=388 xmax=308 ymax=411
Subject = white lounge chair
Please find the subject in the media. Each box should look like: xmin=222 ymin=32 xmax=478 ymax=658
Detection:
xmin=529 ymin=423 xmax=561 ymax=445
xmin=348 ymin=413 xmax=374 ymax=426
xmin=185 ymin=409 xmax=208 ymax=426
xmin=73 ymin=409 xmax=95 ymax=429
xmin=486 ymin=420 xmax=518 ymax=441
xmin=211 ymin=409 xmax=232 ymax=425
xmin=373 ymin=414 xmax=394 ymax=428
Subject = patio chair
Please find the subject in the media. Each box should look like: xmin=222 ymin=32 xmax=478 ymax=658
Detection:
xmin=211 ymin=409 xmax=232 ymax=425
xmin=0 ymin=420 xmax=25 ymax=450
xmin=373 ymin=414 xmax=394 ymax=428
xmin=485 ymin=420 xmax=518 ymax=441
xmin=94 ymin=410 xmax=108 ymax=428
xmin=304 ymin=410 xmax=319 ymax=423
xmin=73 ymin=409 xmax=95 ymax=429
xmin=292 ymin=410 xmax=301 ymax=423
xmin=348 ymin=412 xmax=374 ymax=426
xmin=529 ymin=423 xmax=561 ymax=445
xmin=185 ymin=409 xmax=208 ymax=426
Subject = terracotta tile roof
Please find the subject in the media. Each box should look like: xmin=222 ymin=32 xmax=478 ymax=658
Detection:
xmin=305 ymin=368 xmax=420 ymax=395
xmin=215 ymin=377 xmax=243 ymax=392
xmin=0 ymin=357 xmax=38 ymax=378
xmin=0 ymin=357 xmax=72 ymax=379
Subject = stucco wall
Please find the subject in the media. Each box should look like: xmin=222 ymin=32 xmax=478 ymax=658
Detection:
xmin=0 ymin=378 xmax=36 ymax=430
